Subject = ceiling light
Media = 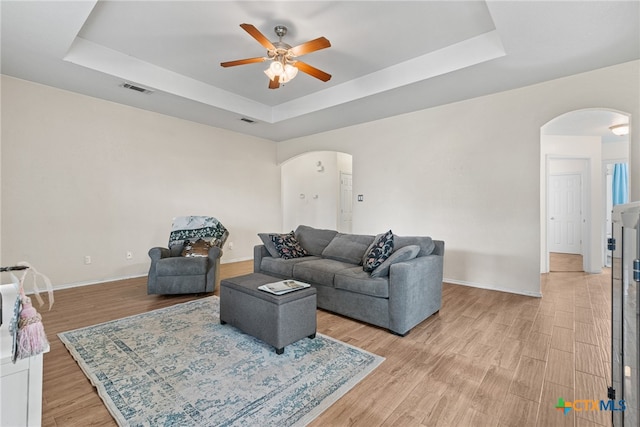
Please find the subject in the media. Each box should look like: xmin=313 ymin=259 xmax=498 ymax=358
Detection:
xmin=610 ymin=123 xmax=629 ymax=136
xmin=263 ymin=56 xmax=298 ymax=84
xmin=222 ymin=24 xmax=328 ymax=89
xmin=269 ymin=60 xmax=284 ymax=75
xmin=280 ymin=64 xmax=298 ymax=83
xmin=264 ymin=67 xmax=277 ymax=81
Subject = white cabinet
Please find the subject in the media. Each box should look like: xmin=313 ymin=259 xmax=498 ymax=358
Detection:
xmin=0 ymin=283 xmax=47 ymax=427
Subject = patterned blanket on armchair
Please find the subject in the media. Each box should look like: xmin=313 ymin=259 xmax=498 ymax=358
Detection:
xmin=168 ymin=216 xmax=228 ymax=248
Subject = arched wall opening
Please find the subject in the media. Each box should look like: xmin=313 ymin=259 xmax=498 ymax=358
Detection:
xmin=280 ymin=151 xmax=353 ymax=232
xmin=540 ymin=108 xmax=631 ymax=274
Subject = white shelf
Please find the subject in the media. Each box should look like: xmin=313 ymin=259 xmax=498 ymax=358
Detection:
xmin=0 ymin=283 xmax=48 ymax=427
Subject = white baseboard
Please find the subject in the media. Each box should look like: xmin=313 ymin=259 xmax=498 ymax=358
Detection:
xmin=37 ymin=264 xmax=540 ymax=297
xmin=52 ymin=274 xmax=148 ymax=292
xmin=46 ymin=257 xmax=253 ymax=292
xmin=444 ymin=277 xmax=543 ymax=298
xmin=221 ymin=256 xmax=253 ymax=264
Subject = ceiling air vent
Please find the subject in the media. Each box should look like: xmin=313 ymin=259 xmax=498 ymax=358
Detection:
xmin=240 ymin=118 xmax=256 ymax=124
xmin=121 ymin=82 xmax=154 ymax=94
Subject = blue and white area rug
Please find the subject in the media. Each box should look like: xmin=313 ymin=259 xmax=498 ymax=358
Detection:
xmin=58 ymin=296 xmax=384 ymax=426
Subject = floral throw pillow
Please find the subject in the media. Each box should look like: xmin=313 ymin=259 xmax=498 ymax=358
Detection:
xmin=363 ymin=230 xmax=394 ymax=273
xmin=270 ymin=232 xmax=309 ymax=259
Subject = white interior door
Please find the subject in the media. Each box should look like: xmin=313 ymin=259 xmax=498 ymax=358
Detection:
xmin=339 ymin=172 xmax=352 ymax=233
xmin=549 ymin=174 xmax=583 ymax=254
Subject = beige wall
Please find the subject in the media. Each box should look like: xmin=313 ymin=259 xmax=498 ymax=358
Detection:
xmin=2 ymin=60 xmax=638 ymax=295
xmin=1 ymin=76 xmax=281 ymax=288
xmin=281 ymin=151 xmax=352 ymax=232
xmin=277 ymin=60 xmax=640 ymax=297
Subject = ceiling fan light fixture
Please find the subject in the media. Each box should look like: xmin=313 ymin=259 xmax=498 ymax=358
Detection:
xmin=264 ymin=67 xmax=276 ymax=81
xmin=610 ymin=123 xmax=629 ymax=136
xmin=282 ymin=64 xmax=298 ymax=82
xmin=223 ymin=23 xmax=331 ymax=89
xmin=264 ymin=59 xmax=298 ymax=83
xmin=269 ymin=60 xmax=284 ymax=75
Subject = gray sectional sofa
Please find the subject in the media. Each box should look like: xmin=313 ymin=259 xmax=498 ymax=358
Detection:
xmin=254 ymin=225 xmax=444 ymax=336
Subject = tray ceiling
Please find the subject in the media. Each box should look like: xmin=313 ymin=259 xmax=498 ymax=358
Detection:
xmin=2 ymin=1 xmax=639 ymax=141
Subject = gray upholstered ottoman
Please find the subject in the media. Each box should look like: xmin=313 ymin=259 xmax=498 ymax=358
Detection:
xmin=219 ymin=273 xmax=317 ymax=354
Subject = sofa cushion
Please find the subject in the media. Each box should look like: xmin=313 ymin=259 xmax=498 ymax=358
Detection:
xmin=363 ymin=230 xmax=394 ymax=272
xmin=294 ymin=225 xmax=338 ymax=256
xmin=270 ymin=232 xmax=309 ymax=259
xmin=371 ymin=244 xmax=420 ymax=278
xmin=258 ymin=233 xmax=281 ymax=257
xmin=157 ymin=256 xmax=208 ymax=276
xmin=293 ymin=258 xmax=356 ymax=287
xmin=394 ymin=235 xmax=435 ymax=257
xmin=334 ymin=267 xmax=390 ymax=298
xmin=260 ymin=256 xmax=321 ymax=277
xmin=322 ymin=233 xmax=374 ymax=265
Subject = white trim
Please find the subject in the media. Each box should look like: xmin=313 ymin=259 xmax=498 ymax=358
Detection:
xmin=48 ymin=274 xmax=148 ymax=292
xmin=42 ymin=257 xmax=254 ymax=291
xmin=221 ymin=256 xmax=253 ymax=264
xmin=602 ymin=158 xmax=629 ymax=268
xmin=444 ymin=278 xmax=542 ymax=298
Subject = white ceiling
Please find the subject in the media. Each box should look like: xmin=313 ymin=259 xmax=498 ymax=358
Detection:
xmin=2 ymin=1 xmax=639 ymax=142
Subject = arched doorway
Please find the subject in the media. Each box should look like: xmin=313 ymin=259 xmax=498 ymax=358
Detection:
xmin=280 ymin=151 xmax=353 ymax=232
xmin=541 ymin=109 xmax=630 ymax=273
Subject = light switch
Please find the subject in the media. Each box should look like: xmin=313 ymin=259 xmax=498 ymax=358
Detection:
xmin=357 ymin=195 xmax=364 ymax=202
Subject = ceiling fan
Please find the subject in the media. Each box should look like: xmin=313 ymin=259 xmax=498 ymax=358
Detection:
xmin=220 ymin=23 xmax=331 ymax=89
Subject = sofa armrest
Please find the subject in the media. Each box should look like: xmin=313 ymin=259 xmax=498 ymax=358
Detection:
xmin=148 ymin=247 xmax=170 ymax=261
xmin=207 ymin=246 xmax=223 ymax=262
xmin=254 ymin=244 xmax=271 ymax=273
xmin=205 ymin=246 xmax=223 ymax=293
xmin=387 ymin=254 xmax=444 ymax=335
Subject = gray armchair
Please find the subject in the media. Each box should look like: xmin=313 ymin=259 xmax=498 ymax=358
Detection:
xmin=147 ymin=216 xmax=228 ymax=295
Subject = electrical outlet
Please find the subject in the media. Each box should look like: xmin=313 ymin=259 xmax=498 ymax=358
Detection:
xmin=84 ymin=255 xmax=91 ymax=265
xmin=228 ymin=242 xmax=234 ymax=250
xmin=126 ymin=251 xmax=133 ymax=260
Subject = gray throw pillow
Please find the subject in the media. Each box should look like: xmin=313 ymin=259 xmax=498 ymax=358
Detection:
xmin=394 ymin=235 xmax=435 ymax=257
xmin=258 ymin=233 xmax=280 ymax=257
xmin=370 ymin=244 xmax=420 ymax=278
xmin=294 ymin=225 xmax=338 ymax=256
xmin=322 ymin=233 xmax=375 ymax=264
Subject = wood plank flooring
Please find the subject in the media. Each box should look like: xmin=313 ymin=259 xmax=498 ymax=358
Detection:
xmin=549 ymin=252 xmax=584 ymax=272
xmin=39 ymin=256 xmax=613 ymax=426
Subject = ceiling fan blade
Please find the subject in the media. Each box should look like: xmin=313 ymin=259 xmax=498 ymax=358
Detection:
xmin=268 ymin=75 xmax=280 ymax=90
xmin=240 ymin=23 xmax=276 ymax=51
xmin=289 ymin=37 xmax=331 ymax=57
xmin=294 ymin=61 xmax=332 ymax=82
xmin=220 ymin=57 xmax=267 ymax=67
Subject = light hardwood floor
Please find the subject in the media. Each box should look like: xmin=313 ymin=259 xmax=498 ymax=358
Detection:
xmin=549 ymin=252 xmax=584 ymax=273
xmin=40 ymin=257 xmax=613 ymax=426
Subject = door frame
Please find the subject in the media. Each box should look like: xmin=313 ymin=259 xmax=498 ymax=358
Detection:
xmin=544 ymin=155 xmax=591 ymax=273
xmin=339 ymin=171 xmax=353 ymax=233
xmin=602 ymin=158 xmax=628 ymax=268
